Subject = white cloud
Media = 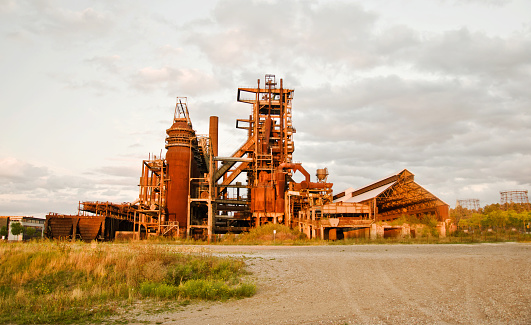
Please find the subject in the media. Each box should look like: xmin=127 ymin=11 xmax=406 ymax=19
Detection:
xmin=184 ymin=0 xmax=384 ymax=69
xmin=157 ymin=44 xmax=184 ymax=57
xmin=4 ymin=2 xmax=114 ymax=44
xmin=130 ymin=67 xmax=221 ymax=95
xmin=85 ymin=55 xmax=122 ymax=73
xmin=0 ymin=157 xmax=139 ymax=216
xmin=0 ymin=0 xmax=16 ymax=13
xmin=452 ymin=0 xmax=510 ymax=6
xmin=93 ymin=165 xmax=139 ymax=178
xmin=1 ymin=0 xmax=530 ymax=215
xmin=412 ymin=28 xmax=531 ymax=79
xmin=0 ymin=158 xmax=49 ymax=183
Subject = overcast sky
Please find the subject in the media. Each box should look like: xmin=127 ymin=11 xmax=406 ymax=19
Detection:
xmin=1 ymin=0 xmax=530 ymax=217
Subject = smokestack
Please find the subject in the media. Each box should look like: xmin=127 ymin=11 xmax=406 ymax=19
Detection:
xmin=209 ymin=116 xmax=219 ymax=158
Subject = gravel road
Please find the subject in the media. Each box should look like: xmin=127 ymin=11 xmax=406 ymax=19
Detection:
xmin=132 ymin=243 xmax=530 ymax=325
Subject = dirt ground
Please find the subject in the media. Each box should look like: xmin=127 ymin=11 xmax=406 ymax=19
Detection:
xmin=131 ymin=243 xmax=530 ymax=325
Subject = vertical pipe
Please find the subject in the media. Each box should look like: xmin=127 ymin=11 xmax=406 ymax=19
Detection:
xmin=187 ymin=137 xmax=192 ymax=238
xmin=207 ymin=147 xmax=213 ymax=242
xmin=280 ymin=78 xmax=284 ymax=162
xmin=255 ymin=79 xmax=260 ymax=156
xmin=143 ymin=162 xmax=148 ymax=203
xmin=248 ymin=114 xmax=252 ymax=139
xmin=209 ymin=116 xmax=219 ymax=168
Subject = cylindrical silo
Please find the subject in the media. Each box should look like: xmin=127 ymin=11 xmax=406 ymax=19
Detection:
xmin=165 ymin=118 xmax=195 ymax=229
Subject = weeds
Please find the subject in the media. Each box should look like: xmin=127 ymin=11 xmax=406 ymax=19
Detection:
xmin=211 ymin=223 xmax=531 ymax=245
xmin=0 ymin=240 xmax=255 ymax=324
xmin=212 ymin=224 xmax=307 ymax=245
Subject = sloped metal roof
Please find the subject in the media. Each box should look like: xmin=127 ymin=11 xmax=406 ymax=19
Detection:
xmin=346 ymin=181 xmax=396 ymax=203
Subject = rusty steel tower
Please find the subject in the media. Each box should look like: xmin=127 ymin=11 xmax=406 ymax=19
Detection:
xmin=456 ymin=199 xmax=481 ymax=210
xmin=135 ymin=98 xmax=213 ymax=238
xmin=500 ymin=190 xmax=530 ymax=210
xmin=212 ymin=75 xmax=332 ymax=231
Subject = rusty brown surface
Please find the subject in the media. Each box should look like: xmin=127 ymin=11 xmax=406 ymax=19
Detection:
xmin=165 ymin=118 xmax=195 ymax=226
xmin=211 ymin=75 xmax=335 ymax=232
xmin=45 ymin=213 xmax=133 ymax=241
xmin=47 ymin=216 xmax=73 ymax=239
xmin=77 ymin=217 xmax=104 ymax=241
xmin=80 ymin=201 xmax=136 ymax=221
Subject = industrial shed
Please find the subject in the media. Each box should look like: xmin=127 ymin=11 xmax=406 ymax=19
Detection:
xmin=334 ymin=169 xmax=449 ymax=222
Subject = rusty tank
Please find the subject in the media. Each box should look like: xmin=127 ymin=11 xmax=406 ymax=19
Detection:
xmin=165 ymin=117 xmax=198 ymax=229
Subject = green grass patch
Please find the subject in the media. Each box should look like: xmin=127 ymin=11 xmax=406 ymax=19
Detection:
xmin=0 ymin=240 xmax=255 ymax=324
xmin=139 ymin=280 xmax=255 ymax=301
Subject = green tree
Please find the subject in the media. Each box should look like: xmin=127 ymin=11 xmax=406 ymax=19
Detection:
xmin=10 ymin=222 xmax=24 ymax=237
xmin=483 ymin=203 xmax=501 ymax=214
xmin=484 ymin=210 xmax=506 ymax=230
xmin=459 ymin=212 xmax=483 ymax=231
xmin=450 ymin=206 xmax=470 ymax=227
xmin=25 ymin=227 xmax=36 ymax=238
xmin=0 ymin=226 xmax=7 ymax=238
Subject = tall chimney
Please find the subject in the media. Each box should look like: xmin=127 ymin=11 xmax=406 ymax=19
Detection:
xmin=209 ymin=116 xmax=219 ymax=160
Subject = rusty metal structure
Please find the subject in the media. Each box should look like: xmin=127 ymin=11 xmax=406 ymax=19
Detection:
xmin=456 ymin=199 xmax=481 ymax=210
xmin=287 ymin=169 xmax=451 ymax=240
xmin=46 ymin=75 xmax=450 ymax=241
xmin=134 ymin=98 xmax=213 ymax=239
xmin=500 ymin=190 xmax=530 ymax=210
xmin=212 ymin=75 xmax=333 ymax=235
xmin=127 ymin=76 xmax=333 ymax=239
xmin=45 ymin=201 xmax=135 ymax=241
xmin=296 ymin=201 xmax=372 ymax=240
xmin=330 ymin=169 xmax=449 ymax=239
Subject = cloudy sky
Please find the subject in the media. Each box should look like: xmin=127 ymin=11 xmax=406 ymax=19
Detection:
xmin=1 ymin=0 xmax=530 ymax=217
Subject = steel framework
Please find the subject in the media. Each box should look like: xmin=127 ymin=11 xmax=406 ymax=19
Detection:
xmin=212 ymin=75 xmax=333 ymax=234
xmin=500 ymin=190 xmax=530 ymax=210
xmin=456 ymin=199 xmax=481 ymax=210
xmin=45 ymin=74 xmax=449 ymax=241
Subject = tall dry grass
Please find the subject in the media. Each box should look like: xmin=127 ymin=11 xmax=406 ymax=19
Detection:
xmin=0 ymin=240 xmax=255 ymax=324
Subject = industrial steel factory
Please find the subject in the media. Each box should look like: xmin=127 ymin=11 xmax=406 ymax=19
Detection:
xmin=45 ymin=75 xmax=449 ymax=241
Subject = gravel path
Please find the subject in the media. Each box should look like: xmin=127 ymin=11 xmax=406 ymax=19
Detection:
xmin=132 ymin=243 xmax=531 ymax=324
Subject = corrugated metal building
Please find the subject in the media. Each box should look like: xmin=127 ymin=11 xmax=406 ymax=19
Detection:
xmin=333 ymin=169 xmax=449 ymax=222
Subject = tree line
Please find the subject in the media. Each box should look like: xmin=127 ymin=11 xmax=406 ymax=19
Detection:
xmin=450 ymin=203 xmax=531 ymax=233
